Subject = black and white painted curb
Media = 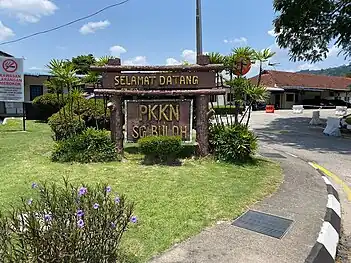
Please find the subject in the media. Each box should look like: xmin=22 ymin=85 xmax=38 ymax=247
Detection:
xmin=305 ymin=163 xmax=341 ymax=263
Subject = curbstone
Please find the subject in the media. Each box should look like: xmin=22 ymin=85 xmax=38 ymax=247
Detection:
xmin=305 ymin=168 xmax=341 ymax=263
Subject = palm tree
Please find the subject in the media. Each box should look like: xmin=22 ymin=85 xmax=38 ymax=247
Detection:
xmin=253 ymin=48 xmax=276 ymax=86
xmin=208 ymin=52 xmax=225 ymax=64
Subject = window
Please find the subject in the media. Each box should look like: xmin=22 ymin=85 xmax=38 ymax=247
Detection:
xmin=30 ymin=85 xmax=43 ymax=101
xmin=209 ymin=95 xmax=217 ymax=102
xmin=286 ymin=93 xmax=294 ymax=102
xmin=227 ymin=93 xmax=234 ymax=102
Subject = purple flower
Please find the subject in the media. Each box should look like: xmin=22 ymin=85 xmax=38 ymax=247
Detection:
xmin=76 ymin=210 xmax=84 ymax=217
xmin=78 ymin=187 xmax=87 ymax=197
xmin=106 ymin=186 xmax=111 ymax=193
xmin=31 ymin=182 xmax=38 ymax=189
xmin=130 ymin=216 xmax=137 ymax=224
xmin=93 ymin=203 xmax=99 ymax=209
xmin=111 ymin=222 xmax=116 ymax=228
xmin=44 ymin=214 xmax=52 ymax=222
xmin=114 ymin=196 xmax=120 ymax=204
xmin=28 ymin=198 xmax=33 ymax=205
xmin=77 ymin=219 xmax=84 ymax=228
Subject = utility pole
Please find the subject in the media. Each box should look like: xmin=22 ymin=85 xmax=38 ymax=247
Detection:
xmin=196 ymin=0 xmax=203 ymax=61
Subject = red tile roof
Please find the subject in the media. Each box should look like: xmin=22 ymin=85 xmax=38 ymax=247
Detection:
xmin=250 ymin=70 xmax=351 ymax=91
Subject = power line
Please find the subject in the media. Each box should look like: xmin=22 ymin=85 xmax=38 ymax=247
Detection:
xmin=0 ymin=0 xmax=131 ymax=46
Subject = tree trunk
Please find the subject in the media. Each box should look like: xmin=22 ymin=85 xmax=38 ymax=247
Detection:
xmin=196 ymin=95 xmax=209 ymax=156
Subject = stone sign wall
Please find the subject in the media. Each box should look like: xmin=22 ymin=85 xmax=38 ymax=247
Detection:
xmin=125 ymin=99 xmax=192 ymax=142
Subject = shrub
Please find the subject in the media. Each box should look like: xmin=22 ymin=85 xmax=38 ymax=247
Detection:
xmin=138 ymin=136 xmax=183 ymax=164
xmin=48 ymin=112 xmax=86 ymax=141
xmin=0 ymin=180 xmax=136 ymax=263
xmin=32 ymin=93 xmax=68 ymax=121
xmin=346 ymin=116 xmax=351 ymax=125
xmin=59 ymin=98 xmax=111 ymax=130
xmin=52 ymin=128 xmax=118 ymax=163
xmin=209 ymin=124 xmax=258 ymax=162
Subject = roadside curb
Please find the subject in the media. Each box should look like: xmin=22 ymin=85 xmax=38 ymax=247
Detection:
xmin=305 ymin=163 xmax=341 ymax=263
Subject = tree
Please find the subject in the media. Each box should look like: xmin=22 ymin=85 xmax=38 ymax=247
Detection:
xmin=253 ymin=48 xmax=276 ymax=86
xmin=71 ymin=54 xmax=96 ymax=75
xmin=273 ymin=0 xmax=351 ymax=62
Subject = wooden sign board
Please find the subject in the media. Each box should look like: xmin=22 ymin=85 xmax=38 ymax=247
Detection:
xmin=104 ymin=72 xmax=215 ymax=90
xmin=125 ymin=99 xmax=193 ymax=142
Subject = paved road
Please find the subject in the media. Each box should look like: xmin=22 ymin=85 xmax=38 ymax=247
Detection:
xmin=149 ymin=151 xmax=326 ymax=263
xmin=249 ymin=109 xmax=351 ymax=260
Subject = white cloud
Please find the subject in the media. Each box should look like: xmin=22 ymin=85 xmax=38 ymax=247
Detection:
xmin=223 ymin=37 xmax=247 ymax=45
xmin=181 ymin=49 xmax=196 ymax=63
xmin=0 ymin=0 xmax=58 ymax=23
xmin=297 ymin=63 xmax=320 ymax=71
xmin=166 ymin=58 xmax=180 ymax=65
xmin=0 ymin=21 xmax=15 ymax=41
xmin=327 ymin=45 xmax=341 ymax=58
xmin=109 ymin=45 xmax=127 ymax=57
xmin=268 ymin=29 xmax=277 ymax=37
xmin=80 ymin=20 xmax=110 ymax=35
xmin=28 ymin=66 xmax=49 ymax=72
xmin=123 ymin=56 xmax=147 ymax=66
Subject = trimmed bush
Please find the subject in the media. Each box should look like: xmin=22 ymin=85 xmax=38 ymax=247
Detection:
xmin=48 ymin=112 xmax=86 ymax=141
xmin=52 ymin=128 xmax=118 ymax=163
xmin=346 ymin=116 xmax=351 ymax=125
xmin=32 ymin=93 xmax=68 ymax=121
xmin=212 ymin=105 xmax=245 ymax=115
xmin=138 ymin=136 xmax=183 ymax=164
xmin=59 ymin=98 xmax=111 ymax=130
xmin=209 ymin=124 xmax=258 ymax=162
xmin=0 ymin=180 xmax=135 ymax=262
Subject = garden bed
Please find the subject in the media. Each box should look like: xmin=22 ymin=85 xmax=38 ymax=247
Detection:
xmin=0 ymin=120 xmax=282 ymax=262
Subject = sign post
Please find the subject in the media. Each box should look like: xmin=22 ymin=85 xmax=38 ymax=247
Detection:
xmin=0 ymin=56 xmax=25 ymax=130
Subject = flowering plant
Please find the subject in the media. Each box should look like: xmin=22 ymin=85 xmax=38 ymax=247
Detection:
xmin=0 ymin=179 xmax=136 ymax=263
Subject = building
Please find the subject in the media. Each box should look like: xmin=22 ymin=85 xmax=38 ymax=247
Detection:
xmin=249 ymin=70 xmax=351 ymax=109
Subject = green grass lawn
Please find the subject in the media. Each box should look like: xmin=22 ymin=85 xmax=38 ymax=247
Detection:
xmin=0 ymin=119 xmax=282 ymax=262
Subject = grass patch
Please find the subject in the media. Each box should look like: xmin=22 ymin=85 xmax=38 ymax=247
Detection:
xmin=0 ymin=120 xmax=282 ymax=262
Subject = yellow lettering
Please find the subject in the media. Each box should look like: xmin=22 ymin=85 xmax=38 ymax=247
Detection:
xmin=173 ymin=76 xmax=180 ymax=84
xmin=120 ymin=76 xmax=126 ymax=86
xmin=193 ymin=76 xmax=199 ymax=85
xmin=159 ymin=104 xmax=169 ymax=121
xmin=151 ymin=125 xmax=158 ymax=136
xmin=132 ymin=126 xmax=139 ymax=139
xmin=180 ymin=76 xmax=186 ymax=85
xmin=137 ymin=76 xmax=144 ymax=85
xmin=125 ymin=76 xmax=131 ymax=86
xmin=169 ymin=105 xmax=179 ymax=121
xmin=186 ymin=76 xmax=192 ymax=84
xmin=114 ymin=76 xmax=120 ymax=85
xmin=166 ymin=76 xmax=172 ymax=85
xmin=144 ymin=77 xmax=150 ymax=85
xmin=139 ymin=105 xmax=148 ymax=120
xmin=180 ymin=126 xmax=187 ymax=139
xmin=131 ymin=76 xmax=137 ymax=86
xmin=172 ymin=126 xmax=179 ymax=136
xmin=160 ymin=76 xmax=166 ymax=85
xmin=139 ymin=126 xmax=146 ymax=138
xmin=150 ymin=76 xmax=156 ymax=86
xmin=148 ymin=105 xmax=158 ymax=120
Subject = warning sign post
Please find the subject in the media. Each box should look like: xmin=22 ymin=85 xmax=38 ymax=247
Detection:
xmin=0 ymin=56 xmax=25 ymax=130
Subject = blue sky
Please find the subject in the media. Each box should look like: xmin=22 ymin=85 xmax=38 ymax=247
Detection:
xmin=0 ymin=0 xmax=349 ymax=77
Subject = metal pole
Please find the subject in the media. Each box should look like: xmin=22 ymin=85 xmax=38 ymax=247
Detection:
xmin=196 ymin=0 xmax=203 ymax=60
xmin=22 ymin=102 xmax=26 ymax=131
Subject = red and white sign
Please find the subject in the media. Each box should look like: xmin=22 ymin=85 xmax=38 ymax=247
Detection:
xmin=0 ymin=56 xmax=24 ymax=102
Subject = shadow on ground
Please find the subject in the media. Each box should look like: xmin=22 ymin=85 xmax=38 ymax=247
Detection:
xmin=254 ymin=117 xmax=351 ymax=155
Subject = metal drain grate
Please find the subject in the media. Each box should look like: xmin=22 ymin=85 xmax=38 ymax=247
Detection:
xmin=261 ymin=152 xmax=287 ymax=159
xmin=232 ymin=210 xmax=293 ymax=239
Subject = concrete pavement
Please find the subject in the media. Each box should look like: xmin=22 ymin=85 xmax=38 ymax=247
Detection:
xmin=149 ymin=148 xmax=327 ymax=263
xmin=249 ymin=109 xmax=351 ymax=262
